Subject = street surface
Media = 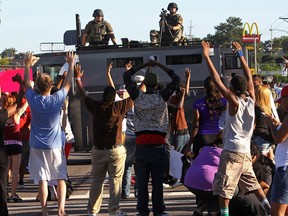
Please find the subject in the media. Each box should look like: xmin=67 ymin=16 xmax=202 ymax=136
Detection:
xmin=8 ymin=151 xmax=197 ymax=216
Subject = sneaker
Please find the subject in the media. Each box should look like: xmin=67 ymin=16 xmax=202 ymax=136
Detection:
xmin=49 ymin=185 xmax=58 ymax=201
xmin=121 ymin=194 xmax=129 ymax=199
xmin=18 ymin=181 xmax=25 ymax=189
xmin=8 ymin=194 xmax=22 ymax=202
xmin=163 ymin=182 xmax=171 ymax=188
xmin=109 ymin=209 xmax=127 ymax=216
xmin=170 ymin=180 xmax=182 ymax=188
xmin=154 ymin=212 xmax=169 ymax=216
xmin=87 ymin=211 xmax=97 ymax=216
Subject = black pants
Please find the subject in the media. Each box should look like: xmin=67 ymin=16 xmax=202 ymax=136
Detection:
xmin=0 ymin=146 xmax=8 ymax=216
xmin=193 ymin=133 xmax=218 ymax=156
xmin=230 ymin=193 xmax=266 ymax=216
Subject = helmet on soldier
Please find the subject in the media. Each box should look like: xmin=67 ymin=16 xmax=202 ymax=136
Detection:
xmin=93 ymin=9 xmax=104 ymax=17
xmin=167 ymin=2 xmax=178 ymax=11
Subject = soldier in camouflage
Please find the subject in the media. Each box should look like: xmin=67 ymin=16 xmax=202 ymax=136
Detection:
xmin=150 ymin=2 xmax=183 ymax=46
xmin=82 ymin=9 xmax=117 ymax=47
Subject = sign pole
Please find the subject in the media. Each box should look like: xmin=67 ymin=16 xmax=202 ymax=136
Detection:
xmin=254 ymin=37 xmax=257 ymax=74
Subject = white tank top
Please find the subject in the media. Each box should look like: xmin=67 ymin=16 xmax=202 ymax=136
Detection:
xmin=223 ymin=97 xmax=254 ymax=153
xmin=275 ymin=137 xmax=288 ymax=168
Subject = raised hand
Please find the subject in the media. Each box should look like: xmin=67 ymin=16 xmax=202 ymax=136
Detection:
xmin=201 ymin=41 xmax=211 ymax=58
xmin=24 ymin=52 xmax=39 ymax=67
xmin=184 ymin=68 xmax=191 ymax=79
xmin=74 ymin=64 xmax=84 ymax=79
xmin=65 ymin=51 xmax=75 ymax=65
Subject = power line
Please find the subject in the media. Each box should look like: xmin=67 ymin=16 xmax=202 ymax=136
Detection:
xmin=280 ymin=17 xmax=288 ymax=23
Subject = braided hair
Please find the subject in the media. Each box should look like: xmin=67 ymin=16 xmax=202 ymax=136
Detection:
xmin=204 ymin=77 xmax=225 ymax=120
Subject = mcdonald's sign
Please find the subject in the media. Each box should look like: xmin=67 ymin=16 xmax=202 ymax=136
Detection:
xmin=242 ymin=22 xmax=261 ymax=43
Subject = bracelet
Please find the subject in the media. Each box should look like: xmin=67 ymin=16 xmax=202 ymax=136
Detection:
xmin=235 ymin=50 xmax=243 ymax=57
xmin=75 ymin=78 xmax=81 ymax=80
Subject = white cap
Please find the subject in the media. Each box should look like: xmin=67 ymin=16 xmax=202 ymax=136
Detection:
xmin=134 ymin=75 xmax=144 ymax=85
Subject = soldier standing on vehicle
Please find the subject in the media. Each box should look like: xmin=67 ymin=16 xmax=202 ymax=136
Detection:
xmin=82 ymin=9 xmax=117 ymax=47
xmin=150 ymin=2 xmax=183 ymax=46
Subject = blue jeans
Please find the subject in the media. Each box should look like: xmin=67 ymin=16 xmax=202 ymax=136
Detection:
xmin=271 ymin=166 xmax=288 ymax=204
xmin=135 ymin=145 xmax=166 ymax=216
xmin=122 ymin=135 xmax=136 ymax=197
xmin=170 ymin=133 xmax=190 ymax=152
xmin=252 ymin=136 xmax=271 ymax=156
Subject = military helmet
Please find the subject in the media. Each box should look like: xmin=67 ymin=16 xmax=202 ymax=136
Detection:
xmin=167 ymin=2 xmax=178 ymax=11
xmin=93 ymin=9 xmax=104 ymax=17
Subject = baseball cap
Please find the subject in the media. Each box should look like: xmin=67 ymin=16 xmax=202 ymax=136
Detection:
xmin=144 ymin=72 xmax=158 ymax=86
xmin=134 ymin=75 xmax=144 ymax=86
xmin=275 ymin=85 xmax=288 ymax=103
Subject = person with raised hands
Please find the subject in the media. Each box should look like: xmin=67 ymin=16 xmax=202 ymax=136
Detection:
xmin=202 ymin=41 xmax=271 ymax=216
xmin=24 ymin=51 xmax=75 ymax=216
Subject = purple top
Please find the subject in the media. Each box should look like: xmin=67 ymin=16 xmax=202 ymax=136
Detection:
xmin=193 ymin=97 xmax=226 ymax=134
xmin=184 ymin=146 xmax=222 ymax=191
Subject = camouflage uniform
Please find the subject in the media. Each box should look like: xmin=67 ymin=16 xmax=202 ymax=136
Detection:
xmin=84 ymin=20 xmax=114 ymax=46
xmin=150 ymin=13 xmax=183 ymax=45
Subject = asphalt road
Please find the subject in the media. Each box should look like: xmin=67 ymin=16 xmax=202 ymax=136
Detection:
xmin=7 ymin=151 xmax=198 ymax=216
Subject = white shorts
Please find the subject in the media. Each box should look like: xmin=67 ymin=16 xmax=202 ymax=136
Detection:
xmin=29 ymin=147 xmax=67 ymax=184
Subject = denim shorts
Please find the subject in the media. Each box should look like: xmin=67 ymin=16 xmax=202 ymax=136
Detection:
xmin=271 ymin=166 xmax=288 ymax=204
xmin=252 ymin=136 xmax=272 ymax=156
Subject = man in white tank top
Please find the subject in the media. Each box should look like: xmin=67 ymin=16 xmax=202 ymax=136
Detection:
xmin=202 ymin=41 xmax=271 ymax=216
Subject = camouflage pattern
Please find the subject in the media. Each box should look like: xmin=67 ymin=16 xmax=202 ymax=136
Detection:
xmin=84 ymin=20 xmax=113 ymax=45
xmin=163 ymin=13 xmax=183 ymax=43
xmin=150 ymin=13 xmax=183 ymax=45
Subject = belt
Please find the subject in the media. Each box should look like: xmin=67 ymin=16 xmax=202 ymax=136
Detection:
xmin=137 ymin=144 xmax=165 ymax=148
xmin=94 ymin=144 xmax=122 ymax=150
xmin=172 ymin=129 xmax=189 ymax=135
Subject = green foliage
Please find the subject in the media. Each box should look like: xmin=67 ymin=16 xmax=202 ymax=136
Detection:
xmin=273 ymin=73 xmax=288 ymax=83
xmin=260 ymin=62 xmax=280 ymax=71
xmin=1 ymin=48 xmax=17 ymax=58
xmin=0 ymin=58 xmax=9 ymax=65
xmin=204 ymin=17 xmax=243 ymax=47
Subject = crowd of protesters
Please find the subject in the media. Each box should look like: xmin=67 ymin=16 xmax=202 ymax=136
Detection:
xmin=1 ymin=40 xmax=288 ymax=216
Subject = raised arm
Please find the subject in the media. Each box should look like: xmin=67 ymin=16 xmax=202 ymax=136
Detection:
xmin=62 ymin=51 xmax=76 ymax=93
xmin=155 ymin=61 xmax=181 ymax=101
xmin=233 ymin=42 xmax=255 ymax=101
xmin=74 ymin=64 xmax=87 ymax=101
xmin=24 ymin=52 xmax=38 ymax=89
xmin=202 ymin=41 xmax=229 ymax=98
xmin=55 ymin=71 xmax=67 ymax=90
xmin=106 ymin=62 xmax=115 ymax=89
xmin=123 ymin=62 xmax=152 ymax=100
xmin=184 ymin=68 xmax=191 ymax=96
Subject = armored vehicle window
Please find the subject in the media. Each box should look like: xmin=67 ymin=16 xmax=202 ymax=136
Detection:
xmin=42 ymin=65 xmax=62 ymax=82
xmin=107 ymin=57 xmax=143 ymax=68
xmin=166 ymin=54 xmax=202 ymax=65
xmin=224 ymin=54 xmax=242 ymax=70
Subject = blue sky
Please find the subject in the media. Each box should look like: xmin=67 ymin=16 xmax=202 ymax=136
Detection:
xmin=0 ymin=0 xmax=288 ymax=54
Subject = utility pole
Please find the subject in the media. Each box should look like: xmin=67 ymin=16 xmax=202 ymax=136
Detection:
xmin=186 ymin=20 xmax=194 ymax=41
xmin=270 ymin=26 xmax=273 ymax=55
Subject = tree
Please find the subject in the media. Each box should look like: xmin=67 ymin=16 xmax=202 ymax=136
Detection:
xmin=1 ymin=48 xmax=17 ymax=58
xmin=204 ymin=17 xmax=243 ymax=47
xmin=0 ymin=58 xmax=9 ymax=65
